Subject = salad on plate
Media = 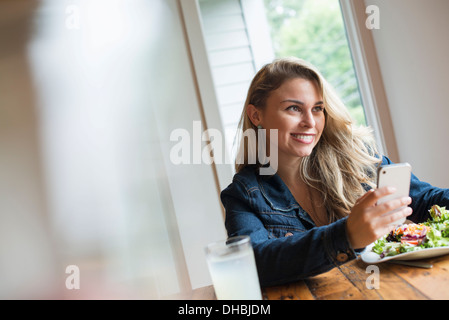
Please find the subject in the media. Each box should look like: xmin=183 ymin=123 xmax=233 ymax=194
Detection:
xmin=372 ymin=204 xmax=449 ymax=259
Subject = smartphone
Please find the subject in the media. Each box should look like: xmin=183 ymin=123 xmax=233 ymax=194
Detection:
xmin=376 ymin=163 xmax=412 ymax=225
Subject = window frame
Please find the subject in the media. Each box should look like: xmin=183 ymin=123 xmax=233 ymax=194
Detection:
xmin=179 ymin=0 xmax=234 ymax=196
xmin=339 ymin=0 xmax=399 ymax=161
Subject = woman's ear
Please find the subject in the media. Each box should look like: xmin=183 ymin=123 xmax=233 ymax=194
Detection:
xmin=246 ymin=104 xmax=262 ymax=127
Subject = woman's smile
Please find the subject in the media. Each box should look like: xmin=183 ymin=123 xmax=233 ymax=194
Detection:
xmin=290 ymin=133 xmax=315 ymax=144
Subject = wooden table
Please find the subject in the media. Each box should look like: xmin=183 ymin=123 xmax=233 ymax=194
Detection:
xmin=192 ymin=255 xmax=449 ymax=300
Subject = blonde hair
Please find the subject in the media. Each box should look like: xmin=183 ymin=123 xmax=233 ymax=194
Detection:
xmin=235 ymin=57 xmax=381 ymax=222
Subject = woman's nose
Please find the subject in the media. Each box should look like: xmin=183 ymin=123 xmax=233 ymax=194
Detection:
xmin=300 ymin=111 xmax=315 ymax=127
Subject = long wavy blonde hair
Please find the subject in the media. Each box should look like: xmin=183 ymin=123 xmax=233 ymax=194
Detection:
xmin=235 ymin=57 xmax=381 ymax=222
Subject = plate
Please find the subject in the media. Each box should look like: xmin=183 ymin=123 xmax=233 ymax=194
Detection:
xmin=360 ymin=243 xmax=449 ymax=264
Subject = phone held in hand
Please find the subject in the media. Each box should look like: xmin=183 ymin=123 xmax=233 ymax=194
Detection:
xmin=376 ymin=163 xmax=412 ymax=225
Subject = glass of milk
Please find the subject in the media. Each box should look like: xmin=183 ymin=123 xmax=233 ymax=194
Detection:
xmin=204 ymin=235 xmax=262 ymax=300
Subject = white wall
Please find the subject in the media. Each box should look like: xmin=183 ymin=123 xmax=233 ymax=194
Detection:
xmin=365 ymin=0 xmax=449 ymax=188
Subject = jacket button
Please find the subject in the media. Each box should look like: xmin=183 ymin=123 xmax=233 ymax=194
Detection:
xmin=336 ymin=252 xmax=348 ymax=262
xmin=284 ymin=232 xmax=293 ymax=237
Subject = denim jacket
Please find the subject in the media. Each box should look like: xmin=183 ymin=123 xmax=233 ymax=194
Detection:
xmin=220 ymin=155 xmax=449 ymax=287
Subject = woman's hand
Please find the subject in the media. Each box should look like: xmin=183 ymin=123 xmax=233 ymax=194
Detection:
xmin=346 ymin=187 xmax=412 ymax=249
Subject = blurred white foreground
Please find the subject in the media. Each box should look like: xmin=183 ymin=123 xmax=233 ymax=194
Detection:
xmin=0 ymin=0 xmax=226 ymax=299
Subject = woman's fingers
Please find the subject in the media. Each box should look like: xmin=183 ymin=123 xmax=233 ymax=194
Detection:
xmin=347 ymin=188 xmax=413 ymax=249
xmin=359 ymin=187 xmax=412 ymax=217
xmin=371 ymin=196 xmax=412 ymax=226
xmin=376 ymin=196 xmax=412 ymax=215
xmin=378 ymin=205 xmax=413 ymax=225
xmin=358 ymin=186 xmax=396 ymax=207
xmin=368 ymin=199 xmax=413 ymax=242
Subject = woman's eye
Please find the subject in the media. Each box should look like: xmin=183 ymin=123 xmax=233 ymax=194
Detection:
xmin=287 ymin=105 xmax=300 ymax=112
xmin=286 ymin=105 xmax=324 ymax=112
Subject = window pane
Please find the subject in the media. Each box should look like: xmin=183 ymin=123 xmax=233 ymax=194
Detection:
xmin=263 ymin=0 xmax=367 ymax=126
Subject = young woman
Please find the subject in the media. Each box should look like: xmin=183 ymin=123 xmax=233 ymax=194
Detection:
xmin=220 ymin=57 xmax=449 ymax=286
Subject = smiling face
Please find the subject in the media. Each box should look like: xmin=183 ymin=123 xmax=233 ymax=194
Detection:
xmin=248 ymin=77 xmax=325 ymax=164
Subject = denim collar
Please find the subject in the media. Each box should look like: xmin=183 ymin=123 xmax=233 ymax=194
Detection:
xmin=257 ymin=171 xmax=316 ymax=226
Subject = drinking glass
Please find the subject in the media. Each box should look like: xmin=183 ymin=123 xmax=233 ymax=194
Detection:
xmin=204 ymin=235 xmax=262 ymax=300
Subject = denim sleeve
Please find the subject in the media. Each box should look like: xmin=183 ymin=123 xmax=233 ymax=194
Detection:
xmin=221 ymin=180 xmax=357 ymax=287
xmin=380 ymin=155 xmax=449 ymax=223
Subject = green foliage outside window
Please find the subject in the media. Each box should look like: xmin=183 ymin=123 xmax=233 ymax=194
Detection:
xmin=264 ymin=0 xmax=366 ymax=126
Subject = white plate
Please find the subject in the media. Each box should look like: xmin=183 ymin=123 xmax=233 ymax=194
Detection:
xmin=360 ymin=243 xmax=449 ymax=264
